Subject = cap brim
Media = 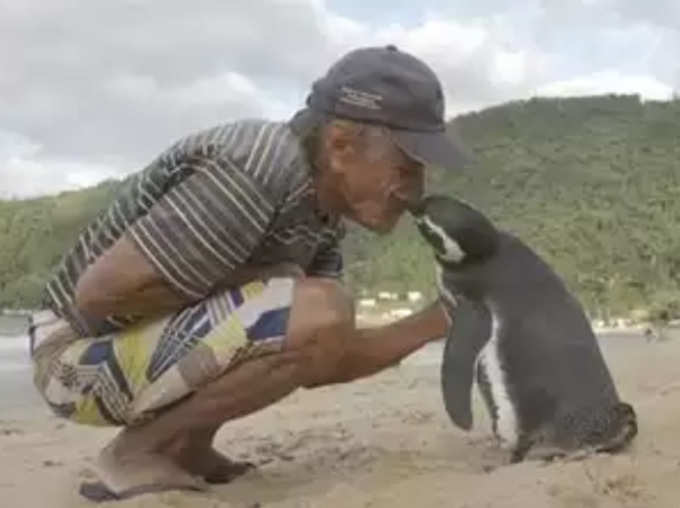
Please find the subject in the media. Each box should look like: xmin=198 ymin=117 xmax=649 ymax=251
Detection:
xmin=391 ymin=129 xmax=471 ymax=170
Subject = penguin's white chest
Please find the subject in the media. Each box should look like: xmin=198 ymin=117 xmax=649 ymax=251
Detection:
xmin=476 ymin=310 xmax=519 ymax=449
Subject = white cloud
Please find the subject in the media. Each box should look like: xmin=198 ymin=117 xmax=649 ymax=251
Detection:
xmin=344 ymin=17 xmax=552 ymax=115
xmin=0 ymin=130 xmax=39 ymax=163
xmin=318 ymin=4 xmax=367 ymax=46
xmin=492 ymin=49 xmax=528 ymax=85
xmin=373 ymin=19 xmax=488 ymax=60
xmin=169 ymin=72 xmax=258 ymax=106
xmin=107 ymin=70 xmax=294 ymax=121
xmin=165 ymin=72 xmax=291 ymax=119
xmin=0 ymin=130 xmax=124 ymax=199
xmin=2 ymin=0 xmax=680 ymax=197
xmin=535 ymin=70 xmax=674 ymax=100
xmin=1 ymin=157 xmax=123 ymax=200
xmin=106 ymin=74 xmax=159 ymax=100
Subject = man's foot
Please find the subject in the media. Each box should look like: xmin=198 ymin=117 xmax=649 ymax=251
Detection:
xmin=166 ymin=434 xmax=256 ymax=484
xmin=185 ymin=448 xmax=255 ymax=484
xmin=80 ymin=437 xmax=207 ymax=502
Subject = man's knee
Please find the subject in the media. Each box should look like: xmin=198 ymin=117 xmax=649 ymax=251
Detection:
xmin=284 ymin=278 xmax=355 ymax=387
xmin=286 ymin=278 xmax=353 ymax=346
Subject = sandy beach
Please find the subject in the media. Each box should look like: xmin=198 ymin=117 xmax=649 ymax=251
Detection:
xmin=2 ymin=327 xmax=680 ymax=508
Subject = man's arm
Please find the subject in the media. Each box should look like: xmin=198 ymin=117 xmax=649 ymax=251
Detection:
xmin=75 ymin=233 xmax=304 ymax=320
xmin=75 ymin=233 xmax=189 ymax=319
xmin=75 ymin=153 xmax=282 ymax=320
xmin=319 ymin=299 xmax=450 ymax=386
xmin=301 ymin=239 xmax=450 ymax=385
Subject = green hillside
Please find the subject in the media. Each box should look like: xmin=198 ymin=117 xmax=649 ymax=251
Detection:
xmin=0 ymin=180 xmax=121 ymax=307
xmin=2 ymin=94 xmax=680 ymax=321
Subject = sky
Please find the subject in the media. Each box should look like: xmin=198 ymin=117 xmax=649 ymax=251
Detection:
xmin=1 ymin=0 xmax=679 ymax=198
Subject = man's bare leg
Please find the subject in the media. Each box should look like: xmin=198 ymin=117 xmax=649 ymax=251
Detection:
xmin=162 ymin=262 xmax=310 ymax=483
xmin=84 ymin=278 xmax=349 ymax=499
xmin=87 ymin=278 xmax=448 ymax=499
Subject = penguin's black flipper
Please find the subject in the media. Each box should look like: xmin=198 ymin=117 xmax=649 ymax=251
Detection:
xmin=441 ymin=299 xmax=492 ymax=431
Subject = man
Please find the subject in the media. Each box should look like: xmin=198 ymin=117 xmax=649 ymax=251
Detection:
xmin=29 ymin=45 xmax=467 ymax=500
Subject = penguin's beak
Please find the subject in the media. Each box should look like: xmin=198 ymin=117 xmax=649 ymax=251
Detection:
xmin=407 ymin=199 xmax=426 ymax=218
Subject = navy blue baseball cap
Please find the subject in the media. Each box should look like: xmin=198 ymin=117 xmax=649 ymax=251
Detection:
xmin=295 ymin=44 xmax=468 ymax=169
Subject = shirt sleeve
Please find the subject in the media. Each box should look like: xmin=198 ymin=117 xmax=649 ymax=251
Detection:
xmin=306 ymin=240 xmax=344 ymax=280
xmin=127 ymin=153 xmax=278 ymax=300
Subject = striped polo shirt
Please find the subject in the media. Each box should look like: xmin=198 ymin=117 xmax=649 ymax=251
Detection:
xmin=42 ymin=119 xmax=345 ymax=337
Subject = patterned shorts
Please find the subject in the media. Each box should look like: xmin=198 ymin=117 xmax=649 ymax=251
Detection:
xmin=30 ymin=278 xmax=295 ymax=427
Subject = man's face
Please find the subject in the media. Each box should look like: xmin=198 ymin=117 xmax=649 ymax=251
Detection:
xmin=325 ymin=123 xmax=425 ymax=234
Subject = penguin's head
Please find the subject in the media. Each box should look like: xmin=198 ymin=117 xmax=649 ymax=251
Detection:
xmin=409 ymin=194 xmax=499 ymax=265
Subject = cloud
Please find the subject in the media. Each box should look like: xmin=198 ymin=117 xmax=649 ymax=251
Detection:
xmin=2 ymin=0 xmax=679 ymax=197
xmin=105 ymin=70 xmax=291 ymax=119
xmin=492 ymin=50 xmax=528 ymax=86
xmin=535 ymin=70 xmax=674 ymax=100
xmin=0 ymin=130 xmax=122 ymax=199
xmin=343 ymin=16 xmax=554 ymax=114
xmin=613 ymin=0 xmax=680 ymax=31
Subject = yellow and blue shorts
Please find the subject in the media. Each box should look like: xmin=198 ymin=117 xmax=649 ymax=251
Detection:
xmin=30 ymin=278 xmax=294 ymax=427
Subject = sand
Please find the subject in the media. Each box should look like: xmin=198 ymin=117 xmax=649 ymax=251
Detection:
xmin=1 ymin=330 xmax=680 ymax=508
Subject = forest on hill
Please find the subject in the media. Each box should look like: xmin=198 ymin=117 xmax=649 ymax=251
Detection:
xmin=2 ymin=94 xmax=680 ymax=321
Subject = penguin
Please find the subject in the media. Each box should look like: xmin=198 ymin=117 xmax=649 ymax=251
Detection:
xmin=410 ymin=194 xmax=637 ymax=463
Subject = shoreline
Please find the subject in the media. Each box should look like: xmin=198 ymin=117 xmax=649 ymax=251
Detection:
xmin=0 ymin=324 xmax=670 ymax=415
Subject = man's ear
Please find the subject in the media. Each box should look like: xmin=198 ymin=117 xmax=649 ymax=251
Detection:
xmin=324 ymin=121 xmax=358 ymax=161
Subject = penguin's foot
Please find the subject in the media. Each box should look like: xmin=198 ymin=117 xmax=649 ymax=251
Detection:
xmin=535 ymin=447 xmax=598 ymax=466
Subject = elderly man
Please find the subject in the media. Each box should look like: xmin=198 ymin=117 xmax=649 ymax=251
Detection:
xmin=29 ymin=45 xmax=466 ymax=500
